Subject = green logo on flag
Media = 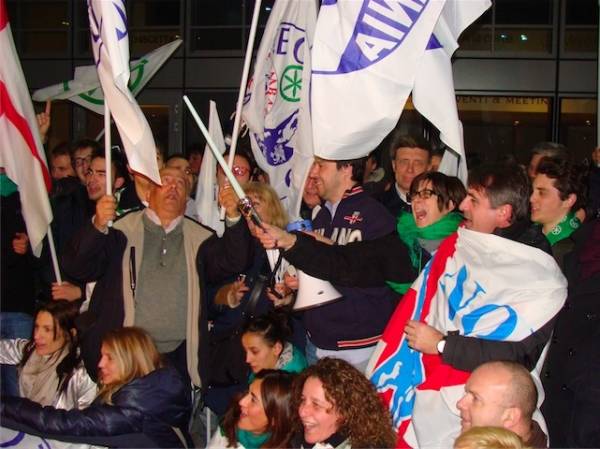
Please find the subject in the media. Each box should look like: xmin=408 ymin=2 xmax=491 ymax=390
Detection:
xmin=76 ymin=58 xmax=148 ymax=106
xmin=280 ymin=65 xmax=302 ymax=103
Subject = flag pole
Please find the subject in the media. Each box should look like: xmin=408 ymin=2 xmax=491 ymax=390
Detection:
xmin=46 ymin=226 xmax=63 ymax=284
xmin=220 ymin=0 xmax=263 ymax=219
xmin=184 ymin=96 xmax=246 ymax=200
xmin=184 ymin=95 xmax=265 ymax=230
xmin=104 ymin=103 xmax=112 ymax=195
xmin=104 ymin=102 xmax=113 ymax=227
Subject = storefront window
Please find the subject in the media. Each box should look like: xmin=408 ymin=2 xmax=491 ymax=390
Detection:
xmin=457 ymin=96 xmax=553 ymax=165
xmin=560 ymin=98 xmax=597 ymax=161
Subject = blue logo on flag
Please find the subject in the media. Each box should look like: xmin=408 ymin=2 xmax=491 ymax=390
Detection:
xmin=253 ymin=111 xmax=298 ymax=167
xmin=314 ymin=0 xmax=430 ymax=75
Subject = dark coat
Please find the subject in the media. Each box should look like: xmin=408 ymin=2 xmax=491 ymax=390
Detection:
xmin=61 ymin=213 xmax=251 ymax=385
xmin=541 ymin=219 xmax=600 ymax=448
xmin=375 ymin=185 xmax=411 ymax=217
xmin=1 ymin=366 xmax=192 ymax=448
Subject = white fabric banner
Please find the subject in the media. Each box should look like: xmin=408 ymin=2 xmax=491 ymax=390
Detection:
xmin=195 ymin=100 xmax=227 ymax=236
xmin=242 ymin=0 xmax=317 ymax=219
xmin=0 ymin=3 xmax=52 ymax=257
xmin=311 ymin=0 xmax=445 ymax=160
xmin=33 ymin=40 xmax=182 ymax=116
xmin=368 ymin=228 xmax=567 ymax=447
xmin=414 ymin=0 xmax=491 ymax=183
xmin=88 ymin=0 xmax=160 ymax=185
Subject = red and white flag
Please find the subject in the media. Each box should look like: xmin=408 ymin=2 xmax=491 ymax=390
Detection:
xmin=367 ymin=228 xmax=567 ymax=448
xmin=88 ymin=0 xmax=160 ymax=185
xmin=0 ymin=0 xmax=52 ymax=257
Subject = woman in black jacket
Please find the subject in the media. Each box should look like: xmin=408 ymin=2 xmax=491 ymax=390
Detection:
xmin=1 ymin=327 xmax=191 ymax=448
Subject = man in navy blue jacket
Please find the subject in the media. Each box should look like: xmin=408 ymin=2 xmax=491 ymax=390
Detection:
xmin=299 ymin=156 xmax=398 ymax=372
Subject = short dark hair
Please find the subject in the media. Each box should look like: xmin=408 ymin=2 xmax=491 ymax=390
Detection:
xmin=336 ymin=157 xmax=367 ymax=184
xmin=387 ymin=131 xmax=432 ymax=161
xmin=536 ymin=156 xmax=587 ymax=212
xmin=468 ymin=164 xmax=530 ymax=223
xmin=409 ymin=172 xmax=466 ymax=212
xmin=51 ymin=142 xmax=71 ymax=158
xmin=530 ymin=142 xmax=568 ymax=161
xmin=90 ymin=147 xmax=127 ymax=181
xmin=71 ymin=139 xmax=100 ymax=157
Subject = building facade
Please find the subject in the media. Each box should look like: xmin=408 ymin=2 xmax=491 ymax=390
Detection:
xmin=8 ymin=0 xmax=599 ymax=164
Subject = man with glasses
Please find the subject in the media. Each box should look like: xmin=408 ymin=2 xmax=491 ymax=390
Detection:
xmin=377 ymin=132 xmax=431 ymax=216
xmin=71 ymin=140 xmax=100 ymax=185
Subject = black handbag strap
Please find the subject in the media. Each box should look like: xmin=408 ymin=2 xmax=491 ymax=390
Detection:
xmin=241 ymin=273 xmax=267 ymax=322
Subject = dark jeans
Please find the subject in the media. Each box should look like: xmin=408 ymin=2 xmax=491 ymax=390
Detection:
xmin=0 ymin=312 xmax=33 ymax=396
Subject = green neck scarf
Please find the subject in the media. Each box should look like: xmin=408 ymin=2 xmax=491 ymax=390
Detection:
xmin=0 ymin=173 xmax=18 ymax=197
xmin=236 ymin=428 xmax=270 ymax=449
xmin=545 ymin=212 xmax=580 ymax=246
xmin=386 ymin=211 xmax=463 ymax=295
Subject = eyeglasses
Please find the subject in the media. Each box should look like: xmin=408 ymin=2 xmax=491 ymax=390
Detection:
xmin=408 ymin=189 xmax=437 ymax=201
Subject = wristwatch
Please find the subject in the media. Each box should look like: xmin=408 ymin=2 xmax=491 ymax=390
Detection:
xmin=437 ymin=336 xmax=447 ymax=354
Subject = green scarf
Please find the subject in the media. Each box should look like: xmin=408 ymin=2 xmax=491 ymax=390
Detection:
xmin=545 ymin=212 xmax=580 ymax=246
xmin=0 ymin=173 xmax=18 ymax=197
xmin=236 ymin=428 xmax=270 ymax=449
xmin=386 ymin=211 xmax=463 ymax=294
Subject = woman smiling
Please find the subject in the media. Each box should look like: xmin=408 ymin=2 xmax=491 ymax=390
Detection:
xmin=294 ymin=357 xmax=396 ymax=449
xmin=208 ymin=370 xmax=296 ymax=449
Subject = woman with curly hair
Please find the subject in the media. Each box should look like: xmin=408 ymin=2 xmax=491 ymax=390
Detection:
xmin=294 ymin=357 xmax=396 ymax=449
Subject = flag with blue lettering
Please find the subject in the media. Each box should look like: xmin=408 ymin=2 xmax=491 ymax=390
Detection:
xmin=195 ymin=100 xmax=227 ymax=236
xmin=311 ymin=0 xmax=446 ymax=160
xmin=87 ymin=0 xmax=160 ymax=185
xmin=414 ymin=0 xmax=491 ymax=182
xmin=367 ymin=228 xmax=566 ymax=448
xmin=242 ymin=0 xmax=317 ymax=219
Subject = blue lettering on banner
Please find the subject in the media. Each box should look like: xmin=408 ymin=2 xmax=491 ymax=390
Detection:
xmin=371 ymin=262 xmax=431 ymax=427
xmin=113 ymin=1 xmax=128 ymax=41
xmin=88 ymin=0 xmax=128 ymax=67
xmin=314 ymin=0 xmax=429 ymax=75
xmin=426 ymin=33 xmax=442 ymax=50
xmin=276 ymin=22 xmax=306 ymax=64
xmin=440 ymin=265 xmax=518 ymax=340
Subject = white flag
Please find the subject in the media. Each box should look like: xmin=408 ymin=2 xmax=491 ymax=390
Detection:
xmin=88 ymin=0 xmax=160 ymax=185
xmin=195 ymin=100 xmax=227 ymax=236
xmin=311 ymin=0 xmax=445 ymax=160
xmin=242 ymin=0 xmax=317 ymax=218
xmin=0 ymin=1 xmax=52 ymax=257
xmin=32 ymin=39 xmax=182 ymax=115
xmin=414 ymin=0 xmax=491 ymax=183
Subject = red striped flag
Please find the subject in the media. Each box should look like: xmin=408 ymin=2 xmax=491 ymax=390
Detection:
xmin=368 ymin=228 xmax=567 ymax=447
xmin=0 ymin=0 xmax=52 ymax=256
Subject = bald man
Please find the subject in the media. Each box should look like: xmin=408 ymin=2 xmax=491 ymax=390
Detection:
xmin=457 ymin=361 xmax=547 ymax=448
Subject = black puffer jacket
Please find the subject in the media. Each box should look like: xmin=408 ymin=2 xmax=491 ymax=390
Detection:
xmin=1 ymin=366 xmax=191 ymax=448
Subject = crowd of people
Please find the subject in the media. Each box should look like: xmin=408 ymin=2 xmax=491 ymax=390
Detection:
xmin=1 ymin=111 xmax=599 ymax=449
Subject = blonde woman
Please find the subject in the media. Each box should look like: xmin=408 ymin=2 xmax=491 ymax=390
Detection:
xmin=455 ymin=427 xmax=532 ymax=449
xmin=1 ymin=327 xmax=191 ymax=448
